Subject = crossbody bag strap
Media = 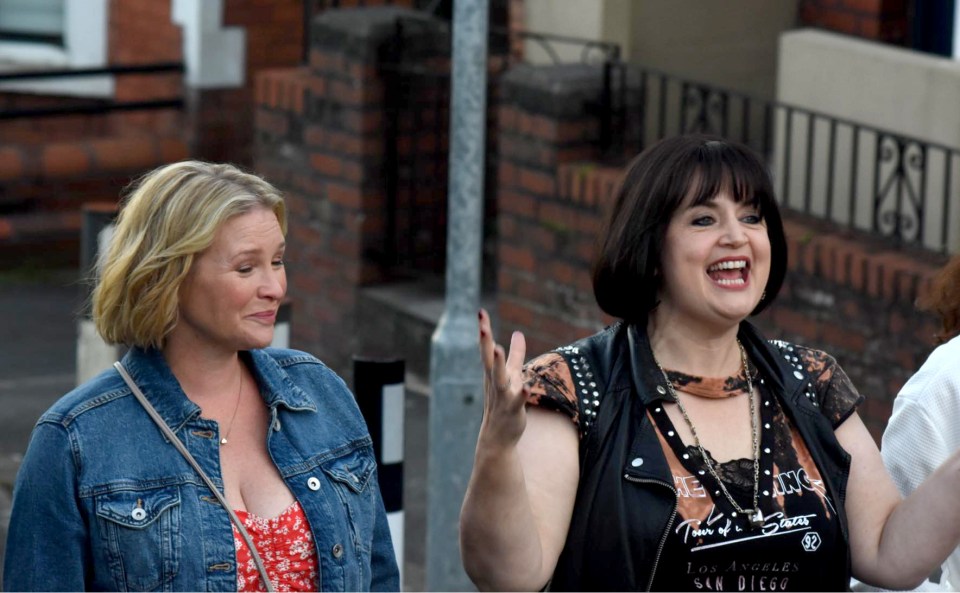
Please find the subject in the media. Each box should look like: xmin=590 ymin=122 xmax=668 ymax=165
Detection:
xmin=114 ymin=361 xmax=276 ymax=592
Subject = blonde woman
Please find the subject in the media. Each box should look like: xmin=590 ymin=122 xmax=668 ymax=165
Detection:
xmin=4 ymin=161 xmax=398 ymax=591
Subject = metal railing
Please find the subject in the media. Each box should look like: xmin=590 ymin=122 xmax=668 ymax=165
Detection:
xmin=0 ymin=62 xmax=184 ymax=119
xmin=613 ymin=65 xmax=960 ymax=254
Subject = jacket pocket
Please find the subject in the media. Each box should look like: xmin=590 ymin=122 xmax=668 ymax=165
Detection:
xmin=95 ymin=485 xmax=181 ymax=592
xmin=321 ymin=446 xmax=377 ymax=494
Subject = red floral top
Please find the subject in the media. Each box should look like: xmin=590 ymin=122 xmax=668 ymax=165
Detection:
xmin=233 ymin=500 xmax=319 ymax=592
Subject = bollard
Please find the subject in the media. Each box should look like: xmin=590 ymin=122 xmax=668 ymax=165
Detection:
xmin=76 ymin=203 xmax=121 ymax=385
xmin=270 ymin=301 xmax=291 ymax=349
xmin=352 ymin=358 xmax=405 ymax=584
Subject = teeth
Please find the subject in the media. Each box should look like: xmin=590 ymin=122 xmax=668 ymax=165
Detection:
xmin=708 ymin=260 xmax=747 ymax=272
xmin=715 ymin=278 xmax=746 ymax=286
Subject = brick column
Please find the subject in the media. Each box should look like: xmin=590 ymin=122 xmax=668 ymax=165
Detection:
xmin=254 ymin=8 xmax=446 ymax=378
xmin=496 ymin=63 xmax=617 ymax=355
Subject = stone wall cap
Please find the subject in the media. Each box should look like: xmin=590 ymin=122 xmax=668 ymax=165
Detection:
xmin=312 ymin=7 xmax=446 ymax=59
xmin=502 ymin=63 xmax=609 ymax=118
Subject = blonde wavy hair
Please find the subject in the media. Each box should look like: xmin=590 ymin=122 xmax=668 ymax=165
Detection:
xmin=92 ymin=161 xmax=287 ymax=349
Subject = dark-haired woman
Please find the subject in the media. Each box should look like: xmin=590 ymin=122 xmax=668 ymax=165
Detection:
xmin=880 ymin=256 xmax=960 ymax=591
xmin=460 ymin=134 xmax=960 ymax=591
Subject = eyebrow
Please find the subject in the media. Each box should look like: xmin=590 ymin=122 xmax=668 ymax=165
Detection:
xmin=229 ymin=242 xmax=286 ymax=259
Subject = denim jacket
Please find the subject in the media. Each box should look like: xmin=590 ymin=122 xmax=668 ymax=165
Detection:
xmin=3 ymin=347 xmax=400 ymax=592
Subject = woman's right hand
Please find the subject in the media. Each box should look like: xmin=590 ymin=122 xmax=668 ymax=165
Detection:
xmin=478 ymin=308 xmax=529 ymax=448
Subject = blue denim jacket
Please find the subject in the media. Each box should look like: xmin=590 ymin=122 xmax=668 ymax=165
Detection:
xmin=3 ymin=347 xmax=400 ymax=592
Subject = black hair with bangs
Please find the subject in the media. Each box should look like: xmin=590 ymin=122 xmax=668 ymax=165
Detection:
xmin=592 ymin=133 xmax=787 ymax=322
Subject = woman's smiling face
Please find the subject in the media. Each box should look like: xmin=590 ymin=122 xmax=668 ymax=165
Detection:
xmin=656 ymin=189 xmax=771 ymax=329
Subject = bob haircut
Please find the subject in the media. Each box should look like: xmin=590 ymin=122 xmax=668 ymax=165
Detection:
xmin=592 ymin=134 xmax=787 ymax=322
xmin=93 ymin=161 xmax=287 ymax=349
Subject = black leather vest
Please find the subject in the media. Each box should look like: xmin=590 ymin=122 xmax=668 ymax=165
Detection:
xmin=548 ymin=321 xmax=853 ymax=591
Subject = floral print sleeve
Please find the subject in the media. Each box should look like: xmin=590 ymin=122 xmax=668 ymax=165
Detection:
xmin=796 ymin=346 xmax=865 ymax=428
xmin=523 ymin=352 xmax=579 ymax=427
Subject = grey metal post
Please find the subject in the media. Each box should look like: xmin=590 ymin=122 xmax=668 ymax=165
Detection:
xmin=426 ymin=0 xmax=489 ymax=590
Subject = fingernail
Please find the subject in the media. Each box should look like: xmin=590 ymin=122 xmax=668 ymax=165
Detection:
xmin=478 ymin=310 xmax=483 ymax=320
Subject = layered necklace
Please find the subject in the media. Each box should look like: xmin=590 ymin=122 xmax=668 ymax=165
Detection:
xmin=653 ymin=339 xmax=764 ymax=529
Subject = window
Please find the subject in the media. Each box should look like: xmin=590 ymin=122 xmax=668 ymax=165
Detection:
xmin=0 ymin=0 xmax=65 ymax=46
xmin=0 ymin=0 xmax=111 ymax=97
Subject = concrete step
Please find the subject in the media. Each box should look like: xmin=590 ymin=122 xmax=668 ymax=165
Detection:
xmin=357 ymin=278 xmax=496 ymax=388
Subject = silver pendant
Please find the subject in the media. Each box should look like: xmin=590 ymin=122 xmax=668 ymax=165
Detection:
xmin=220 ymin=438 xmax=228 ymax=445
xmin=749 ymin=510 xmax=764 ymax=528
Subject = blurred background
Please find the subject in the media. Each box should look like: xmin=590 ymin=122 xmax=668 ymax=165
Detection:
xmin=1 ymin=0 xmax=958 ymax=589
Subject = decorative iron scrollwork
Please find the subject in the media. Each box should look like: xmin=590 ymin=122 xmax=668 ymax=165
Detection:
xmin=681 ymin=83 xmax=728 ymax=136
xmin=874 ymin=134 xmax=925 ymax=243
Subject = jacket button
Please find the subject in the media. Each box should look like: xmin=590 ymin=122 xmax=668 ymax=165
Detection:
xmin=332 ymin=543 xmax=344 ymax=558
xmin=131 ymin=508 xmax=147 ymax=521
xmin=630 ymin=457 xmax=643 ymax=467
xmin=307 ymin=477 xmax=321 ymax=491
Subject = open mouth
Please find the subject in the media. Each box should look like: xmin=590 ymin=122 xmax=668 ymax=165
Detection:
xmin=706 ymin=259 xmax=749 ymax=286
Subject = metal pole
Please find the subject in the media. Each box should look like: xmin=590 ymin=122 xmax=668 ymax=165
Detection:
xmin=426 ymin=0 xmax=489 ymax=590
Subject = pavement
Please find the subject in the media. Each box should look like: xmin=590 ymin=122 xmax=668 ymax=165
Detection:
xmin=0 ymin=266 xmax=430 ymax=591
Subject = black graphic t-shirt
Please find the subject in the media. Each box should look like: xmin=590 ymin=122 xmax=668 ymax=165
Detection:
xmin=523 ymin=343 xmax=862 ymax=592
xmin=647 ymin=382 xmax=847 ymax=592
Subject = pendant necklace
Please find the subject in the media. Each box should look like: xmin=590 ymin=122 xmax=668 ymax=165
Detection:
xmin=653 ymin=339 xmax=764 ymax=529
xmin=220 ymin=366 xmax=243 ymax=446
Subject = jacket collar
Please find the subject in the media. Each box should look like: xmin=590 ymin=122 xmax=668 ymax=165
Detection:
xmin=625 ymin=320 xmax=809 ymax=408
xmin=119 ymin=347 xmax=316 ymax=434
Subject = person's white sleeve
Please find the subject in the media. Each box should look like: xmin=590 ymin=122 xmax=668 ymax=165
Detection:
xmin=880 ymin=357 xmax=960 ymax=591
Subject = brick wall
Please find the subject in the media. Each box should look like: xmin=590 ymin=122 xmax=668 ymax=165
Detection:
xmin=0 ymin=137 xmax=188 ymax=267
xmin=108 ymin=0 xmax=184 ymax=136
xmin=495 ymin=62 xmax=944 ymax=444
xmin=255 ymin=8 xmax=450 ymax=378
xmin=799 ymin=0 xmax=909 ymax=45
xmin=0 ymin=0 xmax=309 ymax=265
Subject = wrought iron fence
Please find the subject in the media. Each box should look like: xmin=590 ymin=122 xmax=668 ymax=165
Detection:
xmin=0 ymin=63 xmax=184 ymax=119
xmin=613 ymin=65 xmax=960 ymax=254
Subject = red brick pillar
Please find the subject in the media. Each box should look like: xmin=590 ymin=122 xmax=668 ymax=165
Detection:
xmin=254 ymin=8 xmax=446 ymax=377
xmin=496 ymin=64 xmax=622 ymax=355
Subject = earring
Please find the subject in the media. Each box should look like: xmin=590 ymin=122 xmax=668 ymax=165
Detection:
xmin=759 ymin=289 xmax=767 ymax=303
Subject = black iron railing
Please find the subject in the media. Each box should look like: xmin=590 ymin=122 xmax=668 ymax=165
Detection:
xmin=613 ymin=64 xmax=960 ymax=254
xmin=0 ymin=62 xmax=184 ymax=119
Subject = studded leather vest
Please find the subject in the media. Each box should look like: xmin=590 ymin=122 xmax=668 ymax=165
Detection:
xmin=547 ymin=321 xmax=853 ymax=591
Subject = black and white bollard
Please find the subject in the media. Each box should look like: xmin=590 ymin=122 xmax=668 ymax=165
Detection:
xmin=353 ymin=358 xmax=405 ymax=582
xmin=270 ymin=302 xmax=291 ymax=349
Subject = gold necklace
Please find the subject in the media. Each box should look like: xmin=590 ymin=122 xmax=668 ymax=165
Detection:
xmin=220 ymin=366 xmax=243 ymax=446
xmin=653 ymin=339 xmax=764 ymax=529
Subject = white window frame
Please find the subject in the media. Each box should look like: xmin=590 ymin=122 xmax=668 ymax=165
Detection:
xmin=0 ymin=0 xmax=112 ymax=98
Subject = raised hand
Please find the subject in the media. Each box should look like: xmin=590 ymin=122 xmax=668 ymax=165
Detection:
xmin=478 ymin=308 xmax=529 ymax=447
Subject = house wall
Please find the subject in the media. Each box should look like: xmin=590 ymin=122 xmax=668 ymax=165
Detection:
xmin=522 ymin=0 xmax=797 ymax=99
